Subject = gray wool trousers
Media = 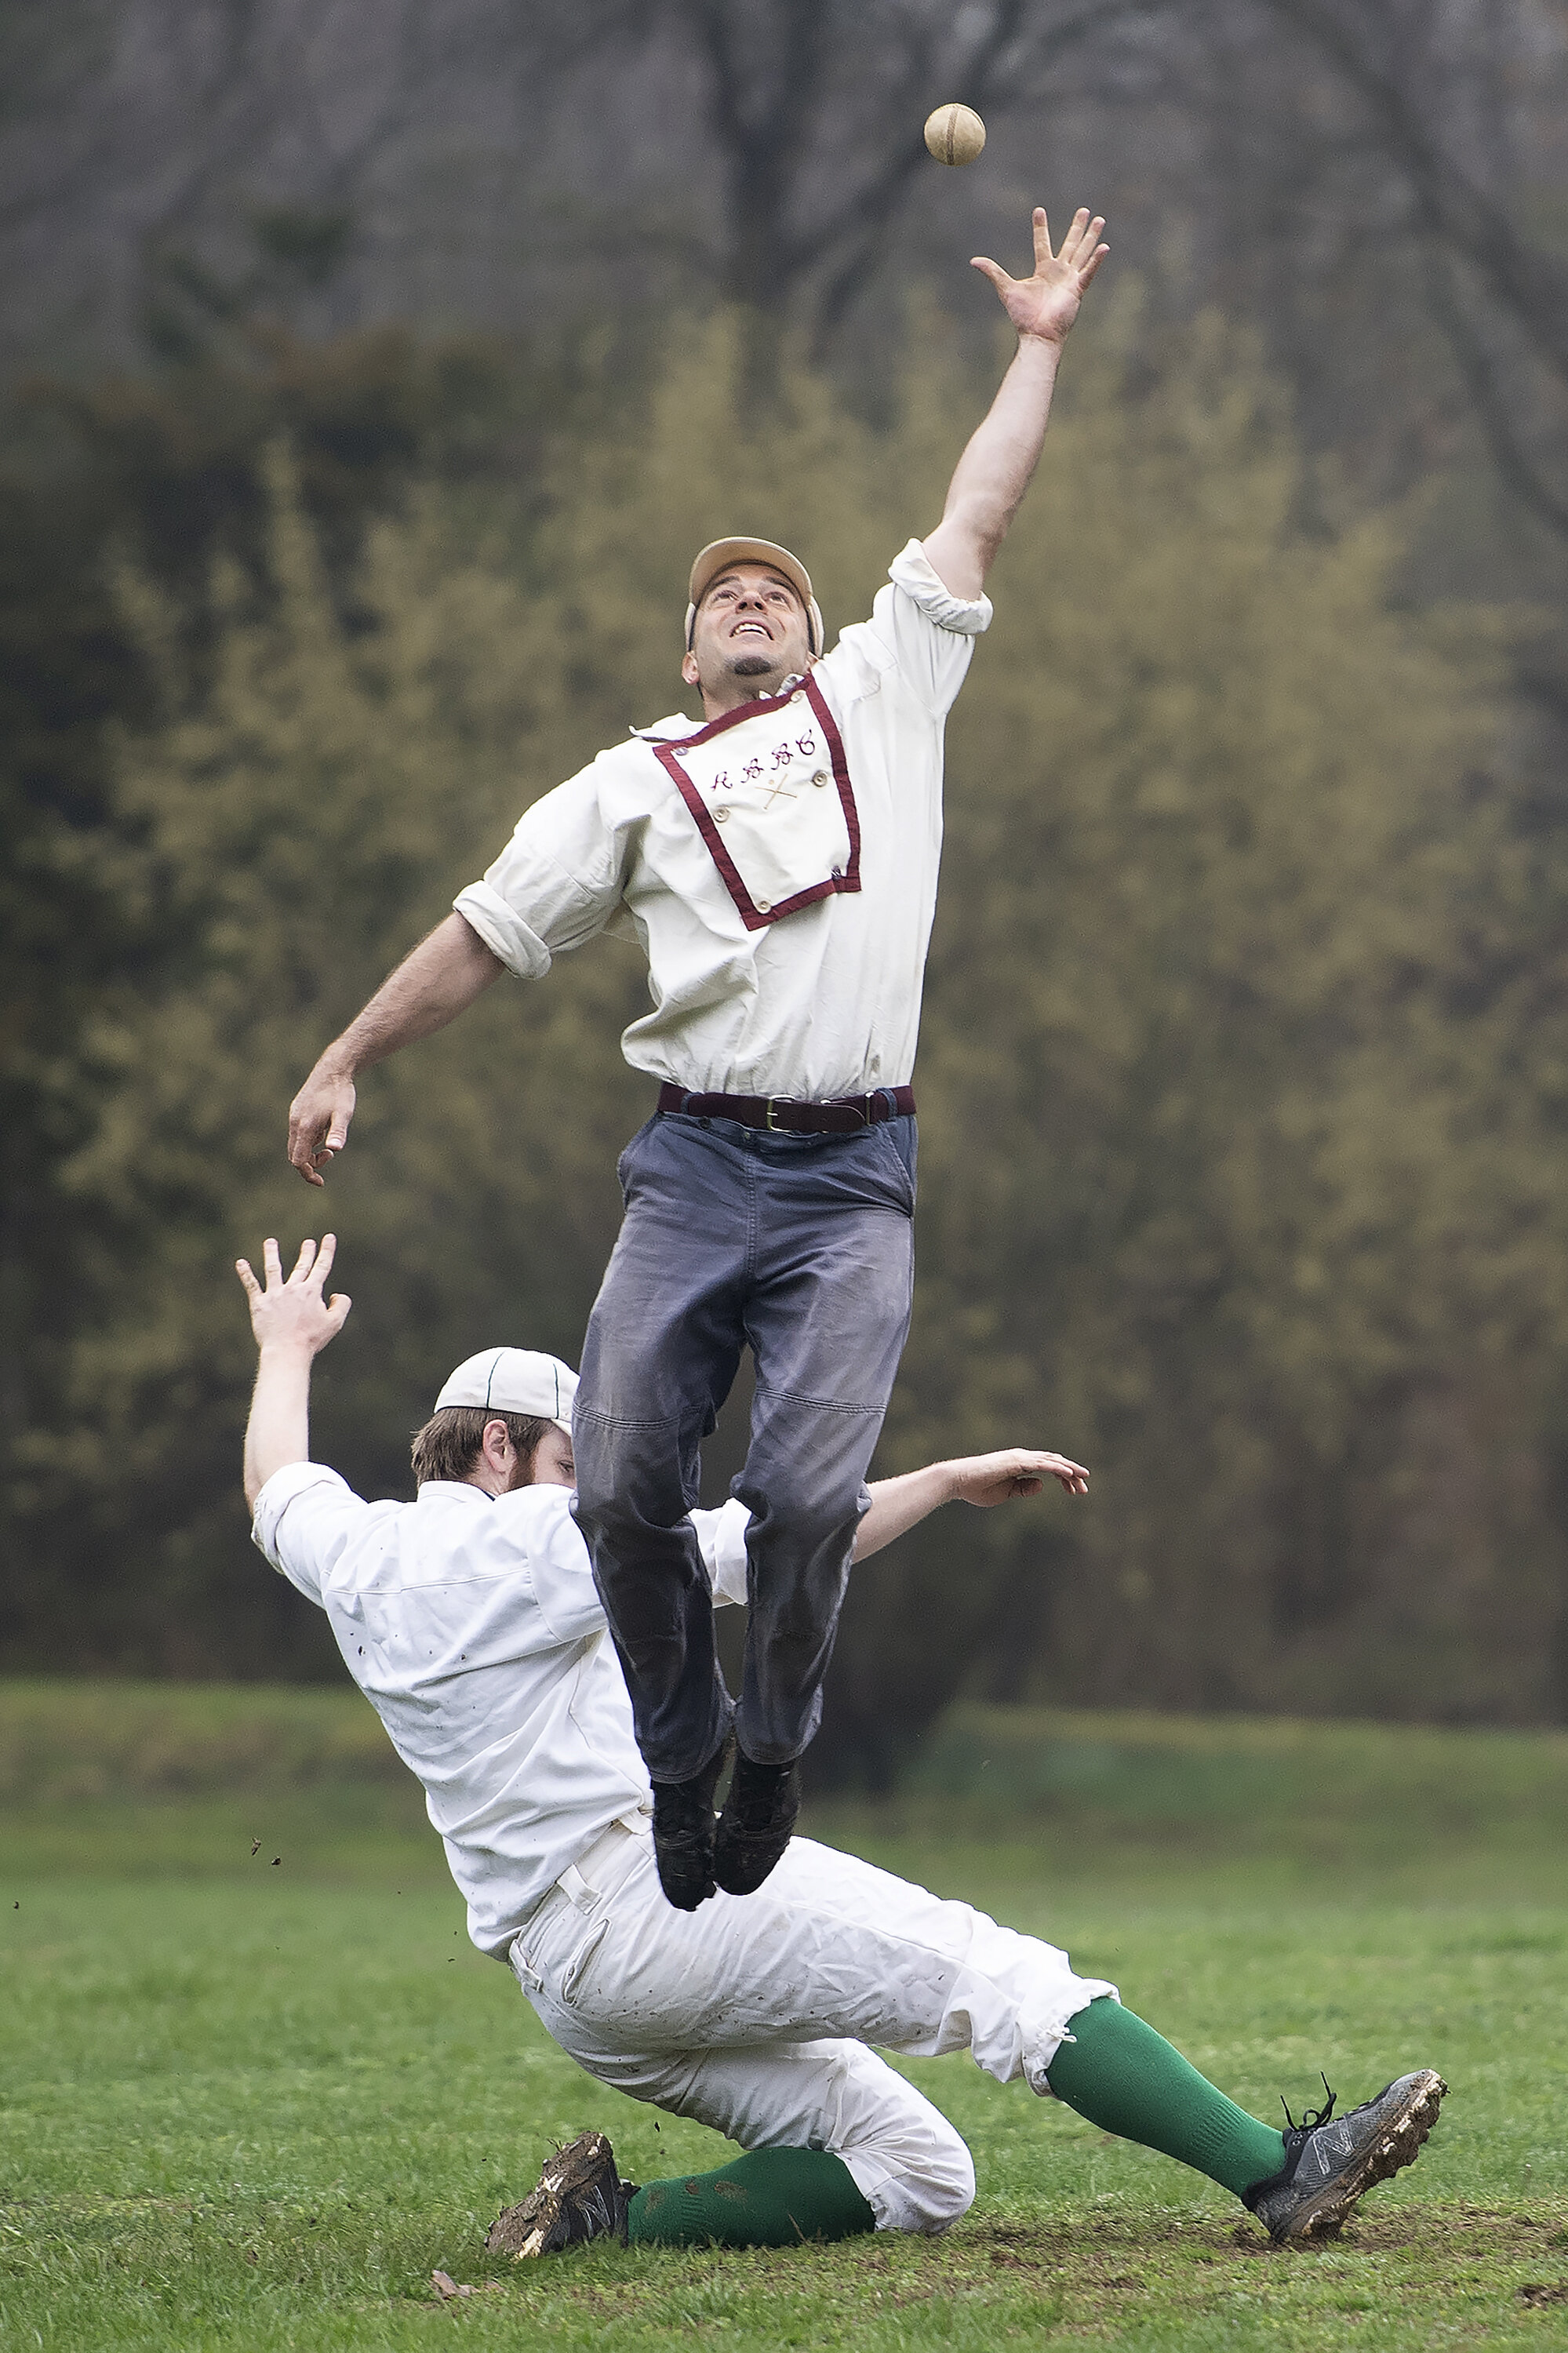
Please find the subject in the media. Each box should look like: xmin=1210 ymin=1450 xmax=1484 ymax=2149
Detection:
xmin=571 ymin=1104 xmax=916 ymax=1784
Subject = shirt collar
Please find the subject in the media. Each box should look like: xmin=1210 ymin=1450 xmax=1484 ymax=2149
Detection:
xmin=631 ymin=678 xmax=806 ymax=744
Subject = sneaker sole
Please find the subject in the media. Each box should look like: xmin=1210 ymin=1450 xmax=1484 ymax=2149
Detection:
xmin=486 ymin=2131 xmax=614 ymax=2260
xmin=1272 ymin=2069 xmax=1447 ymax=2246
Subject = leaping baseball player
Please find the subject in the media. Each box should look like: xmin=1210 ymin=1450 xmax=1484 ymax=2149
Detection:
xmin=288 ymin=202 xmax=1103 ymax=1910
xmin=235 ymin=1235 xmax=1446 ymax=2259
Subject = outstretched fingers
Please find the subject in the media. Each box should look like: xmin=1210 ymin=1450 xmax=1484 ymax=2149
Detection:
xmin=253 ymin=1234 xmax=337 ymax=1293
xmin=236 ymin=1235 xmax=352 ymax=1347
xmin=1072 ymin=218 xmax=1110 ymax=290
xmin=1076 ymin=241 xmax=1110 ymax=292
xmin=969 ymin=253 xmax=1012 ymax=293
xmin=1056 ymin=207 xmax=1097 ymax=264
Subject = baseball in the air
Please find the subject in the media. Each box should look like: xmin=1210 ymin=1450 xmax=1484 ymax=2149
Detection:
xmin=924 ymin=103 xmax=987 ymax=167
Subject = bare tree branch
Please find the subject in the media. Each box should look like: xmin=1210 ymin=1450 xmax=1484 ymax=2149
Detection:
xmin=1253 ymin=0 xmax=1568 ymax=531
xmin=1259 ymin=0 xmax=1568 ymax=379
xmin=1422 ymin=243 xmax=1568 ymax=537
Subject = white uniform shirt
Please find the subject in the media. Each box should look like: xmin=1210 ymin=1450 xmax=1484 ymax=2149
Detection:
xmin=454 ymin=540 xmax=991 ymax=1101
xmin=252 ymin=1461 xmax=750 ymax=1957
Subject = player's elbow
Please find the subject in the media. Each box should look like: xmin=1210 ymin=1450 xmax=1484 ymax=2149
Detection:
xmin=938 ymin=492 xmax=1006 ymax=580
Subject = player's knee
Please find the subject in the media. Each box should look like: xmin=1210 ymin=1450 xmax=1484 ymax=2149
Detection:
xmin=868 ymin=2115 xmax=976 ymax=2236
xmin=748 ymin=1488 xmax=862 ymax=1573
xmin=915 ymin=2129 xmax=977 ymax=2233
xmin=571 ymin=1430 xmax=691 ymax=1534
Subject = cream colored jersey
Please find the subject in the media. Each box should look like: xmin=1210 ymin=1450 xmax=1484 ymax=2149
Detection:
xmin=454 ymin=540 xmax=991 ymax=1102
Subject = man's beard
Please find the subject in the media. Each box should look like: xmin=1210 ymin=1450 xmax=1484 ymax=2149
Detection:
xmin=727 ymin=653 xmax=778 ymax=679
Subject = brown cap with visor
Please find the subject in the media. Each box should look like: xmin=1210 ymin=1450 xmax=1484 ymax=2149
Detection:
xmin=686 ymin=537 xmax=824 ymax=657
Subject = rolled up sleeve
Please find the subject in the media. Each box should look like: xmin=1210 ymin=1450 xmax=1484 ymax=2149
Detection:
xmin=454 ymin=762 xmax=635 ymax=980
xmin=870 ymin=538 xmax=992 ymax=718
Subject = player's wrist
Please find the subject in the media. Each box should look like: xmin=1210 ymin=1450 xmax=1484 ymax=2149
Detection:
xmin=254 ymin=1333 xmax=321 ymax=1367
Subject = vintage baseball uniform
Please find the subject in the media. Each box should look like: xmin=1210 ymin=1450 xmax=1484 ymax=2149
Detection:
xmin=453 ymin=541 xmax=992 ymax=1787
xmin=251 ymin=1458 xmax=1113 ymax=2234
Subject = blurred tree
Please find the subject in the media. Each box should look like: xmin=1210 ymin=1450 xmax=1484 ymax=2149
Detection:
xmin=0 ymin=323 xmax=572 ymax=1664
xmin=5 ymin=0 xmax=1568 ymax=545
xmin=25 ymin=307 xmax=1566 ymax=1780
xmin=838 ymin=310 xmax=1560 ymax=1772
xmin=18 ymin=456 xmax=648 ymax=1671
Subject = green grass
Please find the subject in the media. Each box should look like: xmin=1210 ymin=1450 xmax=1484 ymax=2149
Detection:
xmin=2 ymin=1683 xmax=1566 ymax=2348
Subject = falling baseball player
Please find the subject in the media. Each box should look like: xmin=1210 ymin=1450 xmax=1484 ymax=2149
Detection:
xmin=235 ymin=1234 xmax=1446 ymax=2258
xmin=288 ymin=202 xmax=1108 ymax=1911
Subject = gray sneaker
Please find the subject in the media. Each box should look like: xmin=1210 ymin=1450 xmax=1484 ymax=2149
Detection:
xmin=485 ymin=2130 xmax=638 ymax=2260
xmin=1242 ymin=2069 xmax=1446 ymax=2245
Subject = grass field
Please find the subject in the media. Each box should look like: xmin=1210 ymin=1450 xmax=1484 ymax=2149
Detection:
xmin=2 ymin=1684 xmax=1566 ymax=2348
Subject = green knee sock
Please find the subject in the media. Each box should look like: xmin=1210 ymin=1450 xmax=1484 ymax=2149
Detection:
xmin=628 ymin=2146 xmax=876 ymax=2249
xmin=1046 ymin=1996 xmax=1286 ymax=2201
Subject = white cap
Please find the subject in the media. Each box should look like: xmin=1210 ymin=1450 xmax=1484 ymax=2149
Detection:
xmin=432 ymin=1347 xmax=577 ymax=1433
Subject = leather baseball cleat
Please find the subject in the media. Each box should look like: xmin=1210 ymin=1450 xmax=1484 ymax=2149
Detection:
xmin=713 ymin=1750 xmax=800 ymax=1895
xmin=485 ymin=2130 xmax=637 ymax=2259
xmin=650 ymin=1734 xmax=733 ymax=1911
xmin=1242 ymin=2068 xmax=1447 ymax=2246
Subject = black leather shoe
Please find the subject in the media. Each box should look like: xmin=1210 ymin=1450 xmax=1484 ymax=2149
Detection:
xmin=712 ymin=1750 xmax=799 ymax=1896
xmin=650 ymin=1736 xmax=731 ymax=1911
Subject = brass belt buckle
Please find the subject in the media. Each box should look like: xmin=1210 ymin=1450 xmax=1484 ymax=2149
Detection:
xmin=765 ymin=1096 xmax=797 ymax=1129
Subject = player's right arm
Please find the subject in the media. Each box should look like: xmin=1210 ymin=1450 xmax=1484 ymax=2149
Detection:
xmin=287 ymin=912 xmax=504 ymax=1186
xmin=288 ymin=747 xmax=638 ymax=1187
xmin=235 ymin=1232 xmax=351 ymax=1507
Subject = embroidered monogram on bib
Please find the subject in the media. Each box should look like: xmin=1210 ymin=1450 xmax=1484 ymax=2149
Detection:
xmin=653 ymin=673 xmax=861 ymax=931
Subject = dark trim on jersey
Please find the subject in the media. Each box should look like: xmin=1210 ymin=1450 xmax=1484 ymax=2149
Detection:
xmin=653 ymin=672 xmax=861 ymax=933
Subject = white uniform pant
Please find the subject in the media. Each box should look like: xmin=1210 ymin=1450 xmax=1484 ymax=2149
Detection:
xmin=509 ymin=1824 xmax=1116 ymax=2236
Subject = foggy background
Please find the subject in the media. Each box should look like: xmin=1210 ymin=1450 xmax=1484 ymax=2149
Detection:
xmin=5 ymin=0 xmax=1568 ymax=1782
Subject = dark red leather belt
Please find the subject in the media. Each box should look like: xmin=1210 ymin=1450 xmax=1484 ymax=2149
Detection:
xmin=657 ymin=1081 xmax=915 ymax=1135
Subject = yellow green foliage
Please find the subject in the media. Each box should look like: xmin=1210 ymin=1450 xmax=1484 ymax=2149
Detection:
xmin=48 ymin=311 xmax=1568 ymax=1759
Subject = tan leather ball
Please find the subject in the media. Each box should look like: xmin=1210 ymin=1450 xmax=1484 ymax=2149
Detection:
xmin=923 ymin=104 xmax=987 ymax=167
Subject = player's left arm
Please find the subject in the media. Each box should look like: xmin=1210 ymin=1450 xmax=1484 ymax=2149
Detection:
xmin=235 ymin=1235 xmax=352 ymax=1509
xmin=922 ymin=205 xmax=1108 ymax=602
xmin=854 ymin=1446 xmax=1090 ymax=1562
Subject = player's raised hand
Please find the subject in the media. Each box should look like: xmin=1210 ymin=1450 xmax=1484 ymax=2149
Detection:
xmin=971 ymin=206 xmax=1108 ymax=346
xmin=949 ymin=1446 xmax=1090 ymax=1505
xmin=235 ymin=1235 xmax=352 ymax=1357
